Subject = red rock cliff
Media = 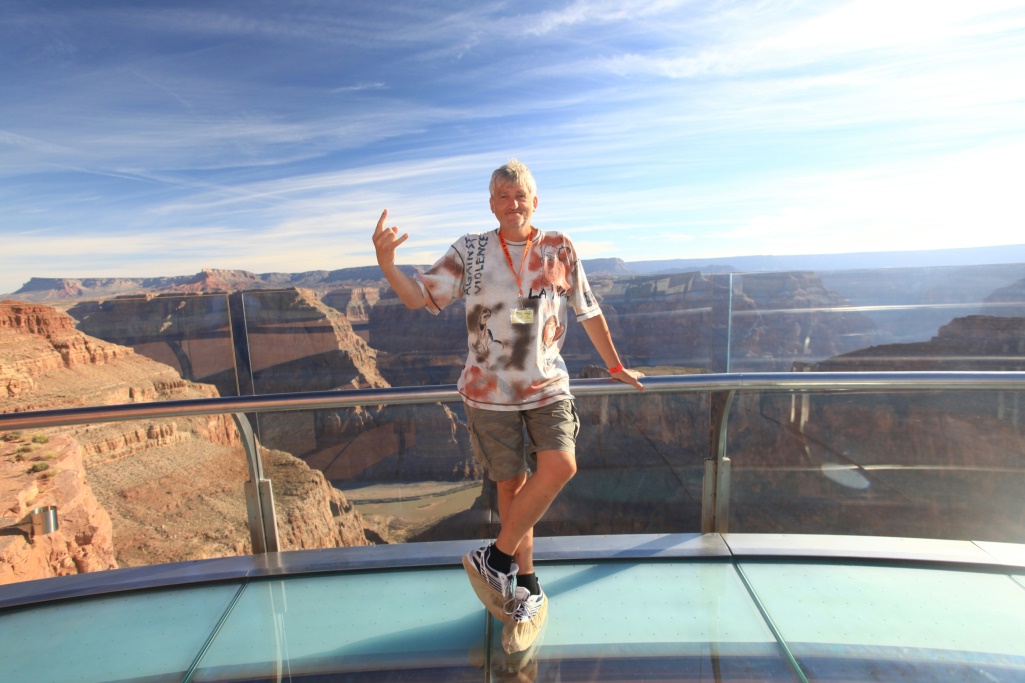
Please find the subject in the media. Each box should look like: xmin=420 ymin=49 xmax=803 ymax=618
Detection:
xmin=1 ymin=301 xmax=370 ymax=582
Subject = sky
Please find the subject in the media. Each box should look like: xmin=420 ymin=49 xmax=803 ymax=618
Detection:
xmin=2 ymin=0 xmax=1025 ymax=294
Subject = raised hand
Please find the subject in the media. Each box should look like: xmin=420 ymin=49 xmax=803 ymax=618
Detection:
xmin=371 ymin=209 xmax=426 ymax=309
xmin=372 ymin=209 xmax=409 ymax=269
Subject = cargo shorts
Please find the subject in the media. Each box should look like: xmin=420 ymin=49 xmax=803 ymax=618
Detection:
xmin=465 ymin=399 xmax=580 ymax=482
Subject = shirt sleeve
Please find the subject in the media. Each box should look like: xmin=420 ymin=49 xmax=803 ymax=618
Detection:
xmin=569 ymin=240 xmax=602 ymax=322
xmin=415 ymin=245 xmax=465 ymax=315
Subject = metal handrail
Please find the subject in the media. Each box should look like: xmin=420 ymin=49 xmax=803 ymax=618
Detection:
xmin=4 ymin=371 xmax=1025 ymax=431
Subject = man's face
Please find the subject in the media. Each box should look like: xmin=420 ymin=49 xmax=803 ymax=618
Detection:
xmin=490 ymin=181 xmax=538 ymax=234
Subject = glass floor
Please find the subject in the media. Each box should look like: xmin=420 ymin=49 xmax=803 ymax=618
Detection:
xmin=2 ymin=537 xmax=1025 ymax=682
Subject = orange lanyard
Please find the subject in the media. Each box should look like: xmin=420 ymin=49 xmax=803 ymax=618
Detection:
xmin=498 ymin=229 xmax=534 ymax=299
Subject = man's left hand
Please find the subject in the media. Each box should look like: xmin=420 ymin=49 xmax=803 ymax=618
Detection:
xmin=611 ymin=368 xmax=645 ymax=391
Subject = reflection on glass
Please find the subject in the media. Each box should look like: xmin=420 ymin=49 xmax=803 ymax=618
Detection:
xmin=67 ymin=293 xmax=238 ymax=396
xmin=559 ymin=391 xmax=708 ymax=536
xmin=743 ymin=562 xmax=1025 ymax=681
xmin=730 ymin=264 xmax=1025 ymax=372
xmin=527 ymin=562 xmax=800 ymax=682
xmin=241 ymin=289 xmax=386 ymax=395
xmin=0 ymin=582 xmax=239 ymax=683
xmin=587 ymin=273 xmax=714 ymax=371
xmin=259 ymin=404 xmax=482 ymax=548
xmin=259 ymin=389 xmax=711 ymax=552
xmin=192 ymin=570 xmax=484 ymax=683
xmin=727 ymin=390 xmax=1025 ymax=542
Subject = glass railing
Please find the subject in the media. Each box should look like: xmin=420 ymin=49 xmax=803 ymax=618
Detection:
xmin=3 ymin=372 xmax=1025 ymax=589
xmin=3 ymin=261 xmax=1025 ymax=585
xmin=729 ymin=265 xmax=1025 ymax=371
xmin=725 ymin=387 xmax=1025 ymax=541
xmin=66 ymin=293 xmax=240 ymax=396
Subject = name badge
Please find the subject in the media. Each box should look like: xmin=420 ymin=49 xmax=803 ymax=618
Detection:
xmin=510 ymin=309 xmax=535 ymax=325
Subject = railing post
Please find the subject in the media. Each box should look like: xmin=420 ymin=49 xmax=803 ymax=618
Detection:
xmin=232 ymin=412 xmax=280 ymax=554
xmin=702 ymin=389 xmax=736 ymax=534
xmin=701 ymin=458 xmax=716 ymax=533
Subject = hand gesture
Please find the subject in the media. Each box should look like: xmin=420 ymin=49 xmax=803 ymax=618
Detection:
xmin=372 ymin=209 xmax=409 ymax=269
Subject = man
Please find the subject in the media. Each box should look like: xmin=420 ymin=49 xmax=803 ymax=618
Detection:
xmin=372 ymin=159 xmax=643 ymax=654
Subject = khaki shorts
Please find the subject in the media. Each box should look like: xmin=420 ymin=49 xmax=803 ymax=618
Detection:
xmin=465 ymin=399 xmax=580 ymax=482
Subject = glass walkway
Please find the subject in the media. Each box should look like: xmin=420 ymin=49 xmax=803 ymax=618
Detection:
xmin=2 ymin=534 xmax=1024 ymax=682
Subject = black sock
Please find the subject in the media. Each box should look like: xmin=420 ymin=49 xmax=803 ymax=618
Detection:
xmin=486 ymin=543 xmax=514 ymax=574
xmin=517 ymin=572 xmax=540 ymax=596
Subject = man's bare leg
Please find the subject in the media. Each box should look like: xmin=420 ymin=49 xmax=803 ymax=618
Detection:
xmin=496 ymin=473 xmax=533 ymax=573
xmin=494 ymin=449 xmax=576 ymax=561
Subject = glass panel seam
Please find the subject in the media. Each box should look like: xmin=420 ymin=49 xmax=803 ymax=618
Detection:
xmin=733 ymin=562 xmax=809 ymax=683
xmin=1007 ymin=573 xmax=1025 ymax=597
xmin=484 ymin=608 xmax=494 ymax=683
xmin=180 ymin=582 xmax=248 ymax=683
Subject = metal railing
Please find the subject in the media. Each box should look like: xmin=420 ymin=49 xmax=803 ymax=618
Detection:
xmin=3 ymin=371 xmax=1025 ymax=552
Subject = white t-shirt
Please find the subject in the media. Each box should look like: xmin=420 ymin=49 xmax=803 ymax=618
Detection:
xmin=416 ymin=227 xmax=602 ymax=410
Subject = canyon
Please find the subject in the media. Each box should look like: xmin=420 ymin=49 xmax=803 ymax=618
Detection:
xmin=0 ymin=301 xmax=369 ymax=585
xmin=3 ymin=263 xmax=1025 ymax=583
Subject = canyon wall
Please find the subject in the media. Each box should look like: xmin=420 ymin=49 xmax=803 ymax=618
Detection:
xmin=1 ymin=433 xmax=117 ymax=584
xmin=69 ymin=293 xmax=236 ymax=391
xmin=63 ymin=288 xmax=479 ymax=487
xmin=0 ymin=301 xmax=369 ymax=583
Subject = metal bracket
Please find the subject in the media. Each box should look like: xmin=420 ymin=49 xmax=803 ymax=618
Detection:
xmin=701 ymin=389 xmax=736 ymax=534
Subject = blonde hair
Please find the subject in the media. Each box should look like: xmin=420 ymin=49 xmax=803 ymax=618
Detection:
xmin=489 ymin=158 xmax=537 ymax=197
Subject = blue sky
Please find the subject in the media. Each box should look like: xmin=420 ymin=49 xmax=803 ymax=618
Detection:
xmin=2 ymin=0 xmax=1024 ymax=294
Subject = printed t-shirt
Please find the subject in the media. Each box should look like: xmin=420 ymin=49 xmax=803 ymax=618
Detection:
xmin=416 ymin=227 xmax=601 ymax=410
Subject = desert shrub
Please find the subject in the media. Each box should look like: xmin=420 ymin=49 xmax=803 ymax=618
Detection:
xmin=18 ymin=445 xmax=33 ymax=454
xmin=29 ymin=462 xmax=50 ymax=473
xmin=32 ymin=434 xmax=50 ymax=444
xmin=2 ymin=432 xmax=23 ymax=442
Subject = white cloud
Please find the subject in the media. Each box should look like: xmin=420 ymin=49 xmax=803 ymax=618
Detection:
xmin=4 ymin=0 xmax=1025 ymax=295
xmin=523 ymin=0 xmax=689 ymax=35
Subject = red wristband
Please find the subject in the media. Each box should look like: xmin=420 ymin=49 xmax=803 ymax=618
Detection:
xmin=607 ymin=363 xmax=624 ymax=374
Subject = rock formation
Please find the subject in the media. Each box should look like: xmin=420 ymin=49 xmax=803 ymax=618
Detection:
xmin=7 ymin=266 xmax=422 ymax=303
xmin=62 ymin=288 xmax=479 ymax=489
xmin=0 ymin=300 xmax=370 ymax=582
xmin=984 ymin=277 xmax=1025 ymax=317
xmin=321 ymin=287 xmax=381 ymax=342
xmin=238 ymin=288 xmax=386 ymax=393
xmin=68 ymin=293 xmax=236 ymax=392
xmin=1 ymin=433 xmax=117 ymax=585
xmin=807 ymin=315 xmax=1025 ymax=372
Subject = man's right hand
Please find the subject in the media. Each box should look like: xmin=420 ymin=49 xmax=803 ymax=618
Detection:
xmin=371 ymin=209 xmax=426 ymax=310
xmin=372 ymin=209 xmax=409 ymax=268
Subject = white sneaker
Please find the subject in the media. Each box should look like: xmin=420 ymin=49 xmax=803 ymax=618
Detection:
xmin=502 ymin=585 xmax=548 ymax=654
xmin=462 ymin=544 xmax=518 ymax=623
